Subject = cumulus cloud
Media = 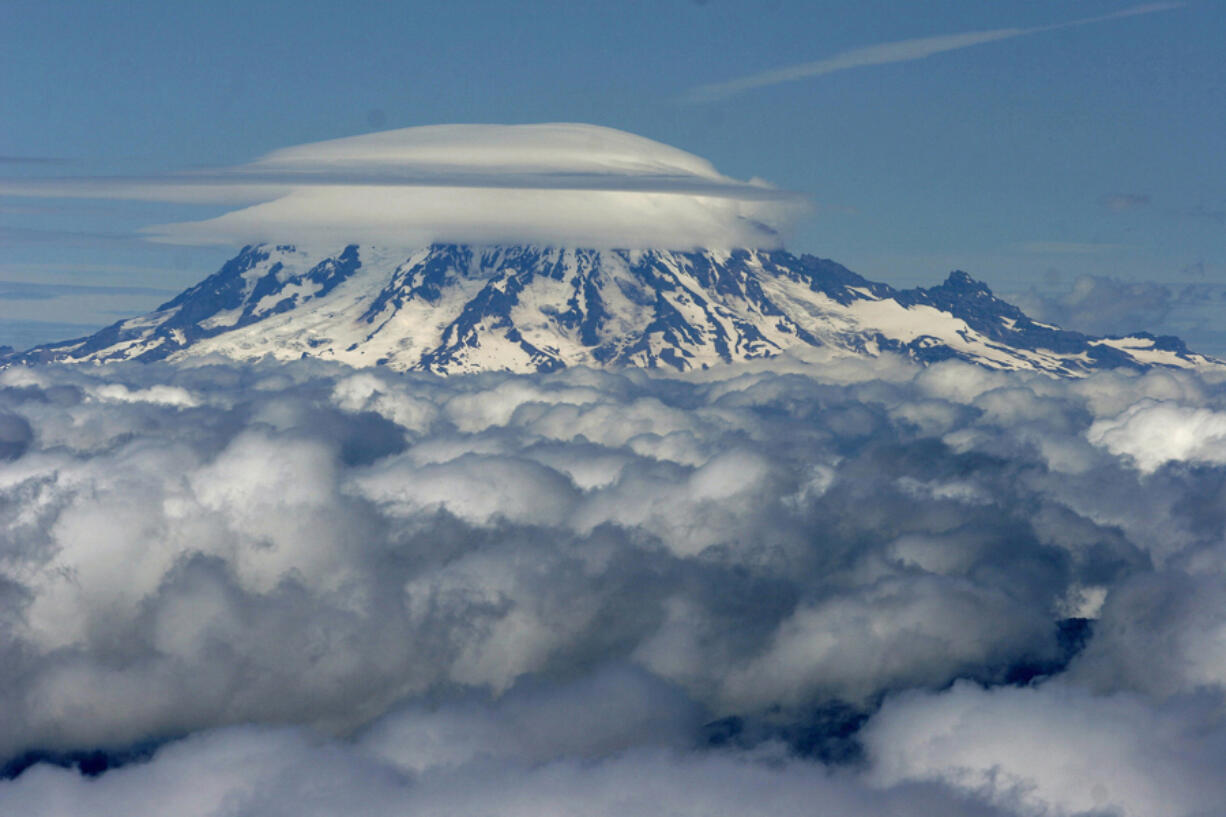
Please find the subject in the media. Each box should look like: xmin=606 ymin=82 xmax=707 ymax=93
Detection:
xmin=0 ymin=124 xmax=808 ymax=250
xmin=1067 ymin=559 xmax=1226 ymax=698
xmin=0 ymin=723 xmax=1015 ymax=817
xmin=865 ymin=681 xmax=1226 ymax=817
xmin=1009 ymin=274 xmax=1226 ymax=359
xmin=1011 ymin=274 xmax=1177 ymax=338
xmin=1087 ymin=399 xmax=1226 ymax=473
xmin=2 ymin=355 xmax=1226 ymax=812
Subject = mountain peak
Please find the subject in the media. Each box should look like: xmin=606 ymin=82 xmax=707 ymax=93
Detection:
xmin=942 ymin=270 xmax=989 ymax=291
xmin=15 ymin=243 xmax=1219 ymax=376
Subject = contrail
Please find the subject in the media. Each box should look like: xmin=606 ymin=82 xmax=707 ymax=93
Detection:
xmin=684 ymin=3 xmax=1185 ymax=103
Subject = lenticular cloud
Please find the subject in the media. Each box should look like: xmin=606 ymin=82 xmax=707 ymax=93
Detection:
xmin=151 ymin=124 xmax=806 ymax=249
xmin=3 ymin=355 xmax=1226 ymax=815
xmin=1 ymin=124 xmax=806 ymax=249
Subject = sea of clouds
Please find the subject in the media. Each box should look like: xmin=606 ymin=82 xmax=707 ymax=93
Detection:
xmin=0 ymin=352 xmax=1225 ymax=815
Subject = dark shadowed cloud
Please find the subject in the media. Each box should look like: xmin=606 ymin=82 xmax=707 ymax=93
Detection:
xmin=1010 ymin=274 xmax=1226 ymax=359
xmin=1011 ymin=274 xmax=1177 ymax=337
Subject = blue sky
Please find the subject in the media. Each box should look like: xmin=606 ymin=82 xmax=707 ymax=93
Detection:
xmin=1 ymin=0 xmax=1223 ymax=349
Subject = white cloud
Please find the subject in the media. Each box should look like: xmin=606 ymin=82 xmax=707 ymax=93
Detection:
xmin=3 ymin=355 xmax=1226 ymax=814
xmin=0 ymin=124 xmax=808 ymax=251
xmin=864 ymin=681 xmax=1226 ymax=817
xmin=1087 ymin=399 xmax=1226 ymax=473
xmin=686 ymin=3 xmax=1185 ymax=102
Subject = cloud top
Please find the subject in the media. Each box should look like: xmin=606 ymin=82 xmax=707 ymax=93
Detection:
xmin=4 ymin=356 xmax=1226 ymax=813
xmin=0 ymin=124 xmax=808 ymax=250
xmin=252 ymin=123 xmax=726 ymax=180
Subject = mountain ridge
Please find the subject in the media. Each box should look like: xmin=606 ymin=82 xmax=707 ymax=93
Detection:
xmin=14 ymin=243 xmax=1216 ymax=376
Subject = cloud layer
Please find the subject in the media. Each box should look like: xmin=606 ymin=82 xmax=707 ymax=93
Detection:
xmin=0 ymin=124 xmax=807 ymax=250
xmin=1010 ymin=273 xmax=1226 ymax=359
xmin=2 ymin=354 xmax=1226 ymax=813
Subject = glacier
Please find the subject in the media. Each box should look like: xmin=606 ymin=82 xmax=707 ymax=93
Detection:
xmin=17 ymin=243 xmax=1217 ymax=376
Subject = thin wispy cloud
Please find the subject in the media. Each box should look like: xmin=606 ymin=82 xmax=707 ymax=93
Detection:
xmin=0 ymin=156 xmax=68 ymax=165
xmin=1016 ymin=241 xmax=1129 ymax=255
xmin=685 ymin=3 xmax=1185 ymax=103
xmin=0 ymin=281 xmax=175 ymax=301
xmin=0 ymin=225 xmax=148 ymax=246
xmin=1101 ymin=193 xmax=1152 ymax=212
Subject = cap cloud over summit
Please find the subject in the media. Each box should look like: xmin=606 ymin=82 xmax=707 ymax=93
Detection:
xmin=1 ymin=354 xmax=1226 ymax=814
xmin=2 ymin=124 xmax=807 ymax=250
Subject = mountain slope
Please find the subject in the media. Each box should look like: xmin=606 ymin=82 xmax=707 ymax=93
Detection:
xmin=19 ymin=244 xmax=1217 ymax=376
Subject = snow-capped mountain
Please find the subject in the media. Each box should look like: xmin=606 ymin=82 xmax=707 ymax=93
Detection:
xmin=18 ymin=243 xmax=1216 ymax=375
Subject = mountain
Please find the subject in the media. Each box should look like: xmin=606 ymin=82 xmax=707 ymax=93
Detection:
xmin=16 ymin=243 xmax=1217 ymax=376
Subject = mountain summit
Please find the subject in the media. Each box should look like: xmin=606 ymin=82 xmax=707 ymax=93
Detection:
xmin=20 ymin=244 xmax=1215 ymax=376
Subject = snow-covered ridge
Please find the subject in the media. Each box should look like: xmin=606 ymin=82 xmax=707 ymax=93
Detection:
xmin=17 ymin=244 xmax=1219 ymax=376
